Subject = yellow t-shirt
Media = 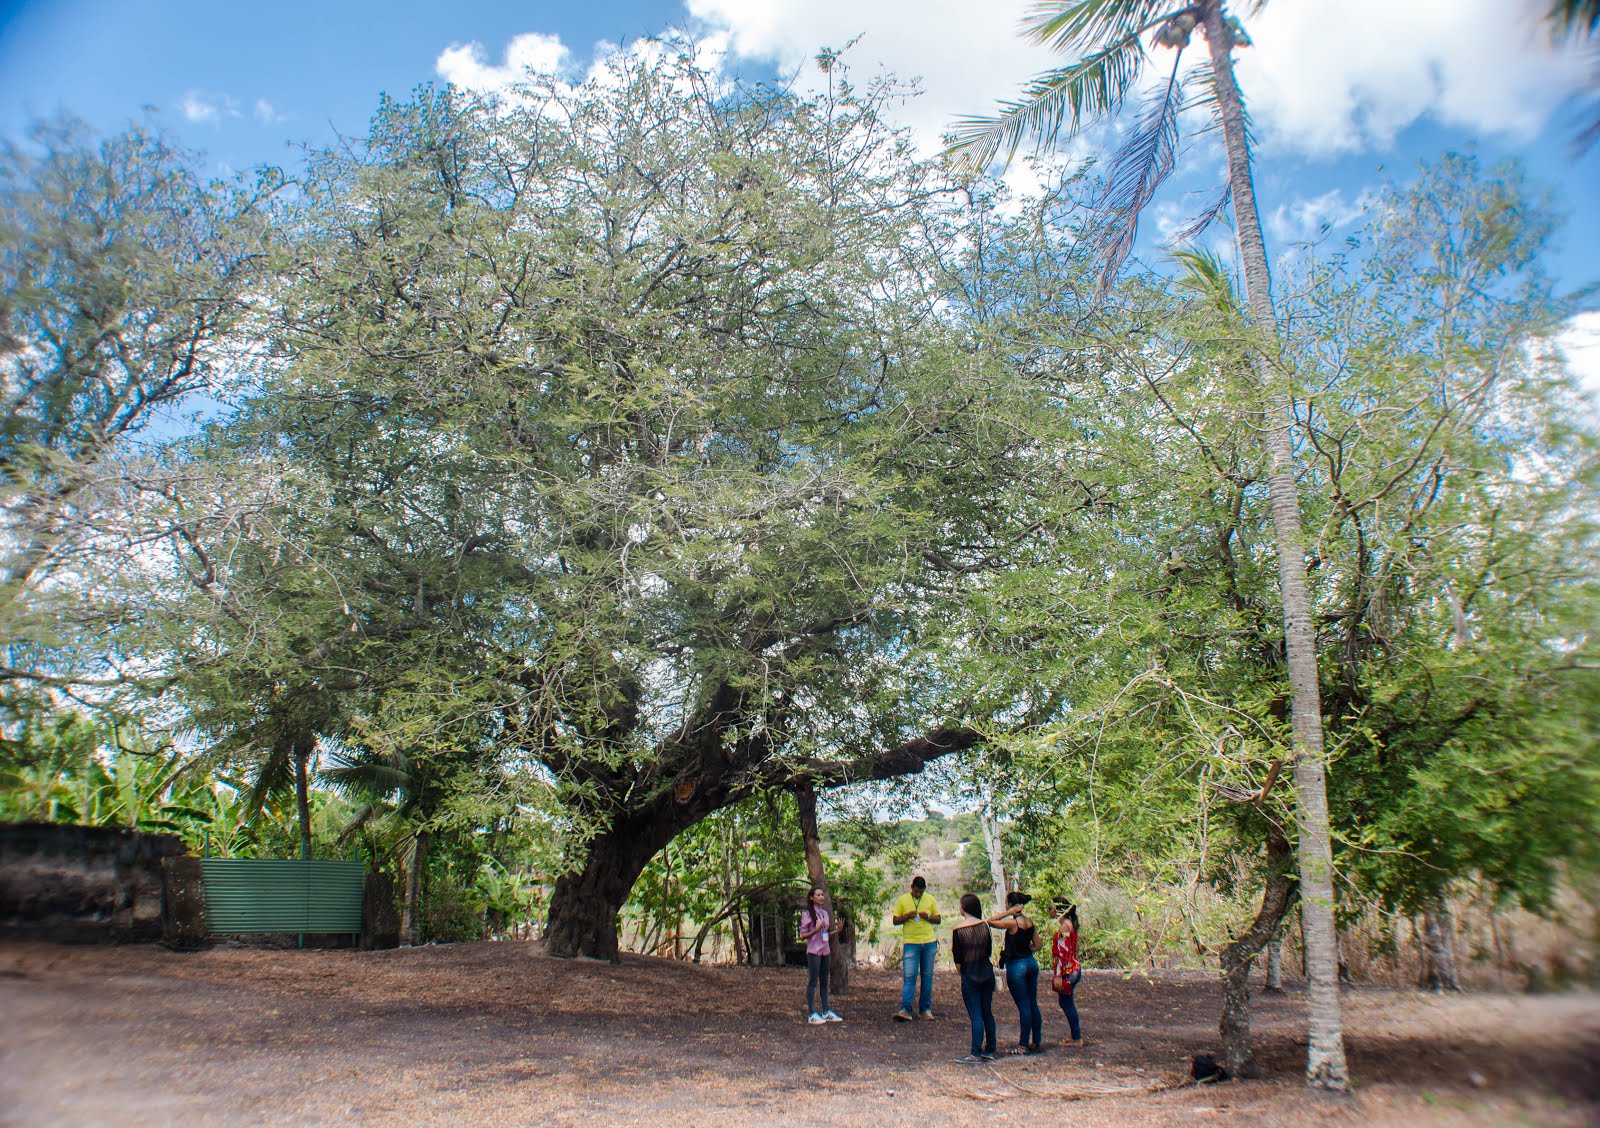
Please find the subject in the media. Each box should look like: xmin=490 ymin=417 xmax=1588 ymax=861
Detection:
xmin=894 ymin=892 xmax=939 ymax=945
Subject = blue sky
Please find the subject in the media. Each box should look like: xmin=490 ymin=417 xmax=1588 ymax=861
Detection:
xmin=2 ymin=0 xmax=1597 ymax=390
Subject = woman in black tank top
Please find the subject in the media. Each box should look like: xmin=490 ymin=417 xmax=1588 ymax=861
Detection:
xmin=989 ymin=890 xmax=1043 ymax=1053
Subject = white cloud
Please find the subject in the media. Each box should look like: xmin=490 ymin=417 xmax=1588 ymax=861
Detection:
xmin=1236 ymin=0 xmax=1592 ymax=155
xmin=682 ymin=0 xmax=1591 ymax=162
xmin=1265 ymin=188 xmax=1369 ymax=245
xmin=684 ymin=0 xmax=1061 ymax=155
xmin=1558 ymin=311 xmax=1600 ymax=420
xmin=178 ymin=91 xmax=239 ymax=125
xmin=423 ymin=1 xmax=1591 ymax=207
xmin=436 ymin=32 xmax=573 ymax=93
xmin=253 ymin=99 xmax=283 ymax=125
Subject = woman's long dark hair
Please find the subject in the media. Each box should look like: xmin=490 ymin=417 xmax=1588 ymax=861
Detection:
xmin=959 ymin=892 xmax=982 ymax=918
xmin=806 ymin=886 xmax=826 ymax=926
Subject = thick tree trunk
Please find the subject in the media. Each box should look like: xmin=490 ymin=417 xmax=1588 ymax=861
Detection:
xmin=545 ymin=809 xmax=687 ymax=961
xmin=542 ymin=723 xmax=979 ymax=961
xmin=1219 ymin=822 xmax=1298 ymax=1077
xmin=833 ymin=913 xmax=854 ymax=993
xmin=1420 ymin=896 xmax=1460 ymax=992
xmin=796 ymin=781 xmax=829 ymax=899
xmin=795 ymin=780 xmax=848 ymax=992
xmin=1203 ymin=0 xmax=1349 ymax=1091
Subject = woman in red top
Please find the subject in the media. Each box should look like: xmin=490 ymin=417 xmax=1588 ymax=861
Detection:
xmin=1050 ymin=900 xmax=1083 ymax=1045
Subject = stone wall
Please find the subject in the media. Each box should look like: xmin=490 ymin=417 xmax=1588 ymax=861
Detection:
xmin=0 ymin=822 xmax=189 ymax=942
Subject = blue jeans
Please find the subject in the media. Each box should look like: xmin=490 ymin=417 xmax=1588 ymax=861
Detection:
xmin=1005 ymin=954 xmax=1042 ymax=1049
xmin=900 ymin=941 xmax=937 ymax=1012
xmin=1056 ymin=968 xmax=1082 ymax=1039
xmin=959 ymin=975 xmax=997 ymax=1056
xmin=806 ymin=952 xmax=830 ymax=1015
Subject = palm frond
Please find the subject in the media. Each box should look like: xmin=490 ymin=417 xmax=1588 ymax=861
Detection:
xmin=1574 ymin=101 xmax=1600 ymax=155
xmin=335 ymin=801 xmax=379 ymax=844
xmin=245 ymin=739 xmax=296 ymax=816
xmin=1025 ymin=0 xmax=1182 ymax=55
xmin=1172 ymin=245 xmax=1238 ymax=304
xmin=1088 ymin=54 xmax=1185 ymax=289
xmin=1547 ymin=0 xmax=1600 ymax=37
xmin=1174 ymin=183 xmax=1233 ymax=243
xmin=946 ymin=32 xmax=1149 ymax=173
xmin=1189 ymin=61 xmax=1257 ymax=149
xmin=321 ymin=746 xmax=413 ymax=799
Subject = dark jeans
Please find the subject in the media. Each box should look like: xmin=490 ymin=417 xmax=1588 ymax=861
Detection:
xmin=1004 ymin=954 xmax=1042 ymax=1049
xmin=959 ymin=974 xmax=996 ymax=1056
xmin=1056 ymin=968 xmax=1082 ymax=1039
xmin=807 ymin=952 xmax=831 ymax=1015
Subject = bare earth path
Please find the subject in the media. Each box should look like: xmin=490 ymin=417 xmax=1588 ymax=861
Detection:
xmin=1 ymin=940 xmax=1594 ymax=1126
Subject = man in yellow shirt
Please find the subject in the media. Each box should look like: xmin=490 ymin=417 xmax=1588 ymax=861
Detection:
xmin=892 ymin=875 xmax=941 ymax=1020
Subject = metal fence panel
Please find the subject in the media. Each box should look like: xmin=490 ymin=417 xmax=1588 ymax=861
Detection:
xmin=199 ymin=859 xmax=364 ymax=934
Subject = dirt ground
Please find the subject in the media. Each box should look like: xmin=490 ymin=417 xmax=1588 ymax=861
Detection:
xmin=1 ymin=940 xmax=1595 ymax=1127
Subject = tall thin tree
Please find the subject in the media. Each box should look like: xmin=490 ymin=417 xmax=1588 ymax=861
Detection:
xmin=949 ymin=0 xmax=1349 ymax=1088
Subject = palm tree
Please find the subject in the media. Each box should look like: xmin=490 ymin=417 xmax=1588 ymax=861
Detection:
xmin=948 ymin=1 xmax=1349 ymax=1089
xmin=323 ymin=745 xmax=436 ymax=945
xmin=1545 ymin=0 xmax=1600 ymax=151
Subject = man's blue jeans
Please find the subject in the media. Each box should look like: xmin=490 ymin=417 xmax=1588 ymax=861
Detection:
xmin=901 ymin=940 xmax=937 ymax=1012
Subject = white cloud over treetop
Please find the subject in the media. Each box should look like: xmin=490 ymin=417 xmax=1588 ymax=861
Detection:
xmin=1266 ymin=189 xmax=1369 ymax=246
xmin=683 ymin=0 xmax=1057 ymax=152
xmin=683 ymin=0 xmax=1589 ymax=158
xmin=1559 ymin=311 xmax=1600 ymax=421
xmin=437 ymin=32 xmax=574 ymax=93
xmin=178 ymin=91 xmax=239 ymax=125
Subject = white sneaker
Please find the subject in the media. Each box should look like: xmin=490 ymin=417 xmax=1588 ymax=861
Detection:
xmin=893 ymin=1009 xmax=914 ymax=1022
xmin=920 ymin=1009 xmax=935 ymax=1020
xmin=823 ymin=1010 xmax=844 ymax=1022
xmin=807 ymin=1012 xmax=827 ymax=1024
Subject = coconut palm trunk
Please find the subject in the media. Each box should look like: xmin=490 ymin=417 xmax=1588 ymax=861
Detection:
xmin=1199 ymin=1 xmax=1348 ymax=1089
xmin=403 ymin=827 xmax=429 ymax=946
xmin=292 ymin=732 xmax=315 ymax=861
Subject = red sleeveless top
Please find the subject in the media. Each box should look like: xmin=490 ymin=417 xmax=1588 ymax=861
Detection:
xmin=1052 ymin=925 xmax=1080 ymax=980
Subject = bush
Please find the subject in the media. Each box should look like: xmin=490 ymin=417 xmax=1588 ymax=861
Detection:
xmin=423 ymin=878 xmax=487 ymax=943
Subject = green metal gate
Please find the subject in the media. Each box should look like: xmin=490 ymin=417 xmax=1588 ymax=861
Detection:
xmin=199 ymin=859 xmax=364 ymax=935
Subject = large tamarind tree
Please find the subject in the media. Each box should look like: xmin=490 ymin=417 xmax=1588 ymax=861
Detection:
xmin=171 ymin=49 xmax=1063 ymax=960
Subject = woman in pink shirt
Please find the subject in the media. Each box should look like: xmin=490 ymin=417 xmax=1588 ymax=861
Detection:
xmin=799 ymin=886 xmax=844 ymax=1024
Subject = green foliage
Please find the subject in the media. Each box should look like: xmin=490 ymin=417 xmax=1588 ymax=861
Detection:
xmin=3 ymin=49 xmax=1594 ymax=977
xmin=0 ymin=117 xmax=271 ymax=723
xmin=932 ymin=154 xmax=1600 ymax=960
xmin=139 ymin=48 xmax=1063 ymax=952
xmin=0 ymin=708 xmax=364 ymax=857
xmin=420 ymin=853 xmax=490 ymax=944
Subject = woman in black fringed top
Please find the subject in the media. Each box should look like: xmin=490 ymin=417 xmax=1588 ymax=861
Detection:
xmin=991 ymin=890 xmax=1043 ymax=1054
xmin=950 ymin=892 xmax=997 ymax=1064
